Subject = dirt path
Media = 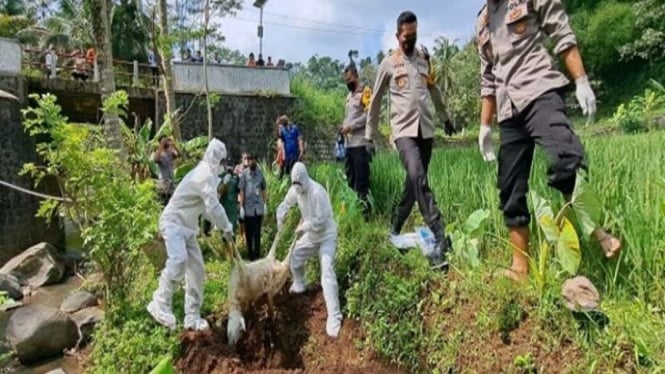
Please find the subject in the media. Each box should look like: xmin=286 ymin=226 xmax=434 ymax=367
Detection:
xmin=176 ymin=286 xmax=403 ymax=374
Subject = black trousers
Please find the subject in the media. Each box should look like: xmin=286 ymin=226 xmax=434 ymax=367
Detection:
xmin=279 ymin=158 xmax=298 ymax=180
xmin=244 ymin=215 xmax=263 ymax=261
xmin=498 ymin=89 xmax=586 ymax=228
xmin=393 ymin=136 xmax=445 ymax=239
xmin=345 ymin=146 xmax=370 ymax=201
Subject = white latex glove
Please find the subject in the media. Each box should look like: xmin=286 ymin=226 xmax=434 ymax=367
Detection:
xmin=239 ymin=207 xmax=245 ymax=219
xmin=575 ymin=75 xmax=596 ymax=125
xmin=478 ymin=124 xmax=496 ymax=162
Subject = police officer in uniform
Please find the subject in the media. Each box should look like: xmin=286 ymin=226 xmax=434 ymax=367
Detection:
xmin=365 ymin=11 xmax=456 ymax=270
xmin=475 ymin=0 xmax=621 ymax=282
xmin=341 ymin=62 xmax=372 ymax=220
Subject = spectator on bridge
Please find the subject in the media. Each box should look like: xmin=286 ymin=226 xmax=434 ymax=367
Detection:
xmin=276 ymin=59 xmax=286 ymax=68
xmin=193 ymin=50 xmax=204 ymax=63
xmin=276 ymin=115 xmax=304 ymax=179
xmin=148 ymin=49 xmax=159 ymax=86
xmin=256 ymin=54 xmax=265 ymax=67
xmin=212 ymin=52 xmax=223 ymax=65
xmin=266 ymin=56 xmax=274 ymax=67
xmin=247 ymin=53 xmax=256 ymax=67
xmin=44 ymin=46 xmax=58 ymax=78
xmin=71 ymin=50 xmax=89 ymax=81
xmin=183 ymin=49 xmax=193 ymax=62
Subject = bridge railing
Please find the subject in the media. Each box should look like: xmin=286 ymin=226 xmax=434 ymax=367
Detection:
xmin=21 ymin=48 xmax=157 ymax=88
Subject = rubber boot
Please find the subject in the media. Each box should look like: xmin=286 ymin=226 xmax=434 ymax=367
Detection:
xmin=504 ymin=227 xmax=529 ymax=282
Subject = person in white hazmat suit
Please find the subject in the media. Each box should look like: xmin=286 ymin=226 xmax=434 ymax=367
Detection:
xmin=147 ymin=138 xmax=234 ymax=331
xmin=276 ymin=162 xmax=343 ymax=338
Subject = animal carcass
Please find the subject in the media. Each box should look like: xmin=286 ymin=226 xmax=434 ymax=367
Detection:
xmin=226 ymin=229 xmax=298 ymax=346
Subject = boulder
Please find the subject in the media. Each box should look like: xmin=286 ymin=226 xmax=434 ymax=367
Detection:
xmin=60 ymin=291 xmax=98 ymax=313
xmin=71 ymin=307 xmax=104 ymax=343
xmin=6 ymin=305 xmax=79 ymax=364
xmin=562 ymin=276 xmax=601 ymax=312
xmin=0 ymin=242 xmax=65 ymax=288
xmin=0 ymin=273 xmax=23 ymax=300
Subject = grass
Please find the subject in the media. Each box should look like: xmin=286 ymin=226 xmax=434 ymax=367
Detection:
xmin=87 ymin=130 xmax=665 ymax=373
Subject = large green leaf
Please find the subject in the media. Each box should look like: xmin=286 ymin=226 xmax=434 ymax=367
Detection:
xmin=174 ymin=162 xmax=195 ymax=183
xmin=531 ymin=191 xmax=554 ymax=221
xmin=149 ymin=355 xmax=176 ymax=374
xmin=538 ymin=214 xmax=560 ymax=243
xmin=182 ymin=136 xmax=209 ymax=154
xmin=571 ymin=172 xmax=602 ymax=238
xmin=464 ymin=209 xmax=490 ymax=236
xmin=556 ymin=217 xmax=581 ymax=275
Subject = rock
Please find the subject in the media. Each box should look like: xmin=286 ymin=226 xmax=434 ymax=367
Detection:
xmin=6 ymin=305 xmax=79 ymax=364
xmin=0 ymin=273 xmax=23 ymax=300
xmin=562 ymin=276 xmax=601 ymax=312
xmin=60 ymin=291 xmax=98 ymax=313
xmin=0 ymin=300 xmax=23 ymax=312
xmin=71 ymin=307 xmax=104 ymax=343
xmin=0 ymin=242 xmax=65 ymax=288
xmin=46 ymin=369 xmax=67 ymax=374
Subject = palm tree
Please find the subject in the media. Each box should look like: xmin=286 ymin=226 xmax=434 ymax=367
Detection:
xmin=431 ymin=36 xmax=460 ymax=124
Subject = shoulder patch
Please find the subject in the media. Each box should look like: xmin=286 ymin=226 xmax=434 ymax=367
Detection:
xmin=360 ymin=86 xmax=371 ymax=110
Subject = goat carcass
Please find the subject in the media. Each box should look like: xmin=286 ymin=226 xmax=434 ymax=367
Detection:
xmin=226 ymin=229 xmax=298 ymax=346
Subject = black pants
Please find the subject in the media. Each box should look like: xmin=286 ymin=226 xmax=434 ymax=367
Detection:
xmin=393 ymin=136 xmax=445 ymax=240
xmin=244 ymin=215 xmax=263 ymax=261
xmin=279 ymin=158 xmax=297 ymax=180
xmin=345 ymin=146 xmax=370 ymax=202
xmin=498 ymin=89 xmax=586 ymax=228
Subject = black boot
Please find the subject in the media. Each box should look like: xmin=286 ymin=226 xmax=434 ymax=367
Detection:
xmin=429 ymin=223 xmax=452 ymax=272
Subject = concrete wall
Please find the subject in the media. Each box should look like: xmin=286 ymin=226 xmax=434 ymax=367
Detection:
xmin=0 ymin=38 xmax=21 ymax=75
xmin=160 ymin=93 xmax=297 ymax=162
xmin=0 ymin=81 xmax=64 ymax=265
xmin=172 ymin=62 xmax=290 ymax=95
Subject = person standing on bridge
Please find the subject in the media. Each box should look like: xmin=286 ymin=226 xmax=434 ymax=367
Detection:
xmin=475 ymin=0 xmax=621 ymax=282
xmin=365 ymin=11 xmax=457 ymax=271
xmin=341 ymin=62 xmax=372 ymax=220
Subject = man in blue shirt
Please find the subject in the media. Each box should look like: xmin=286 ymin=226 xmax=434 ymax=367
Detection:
xmin=276 ymin=115 xmax=304 ymax=179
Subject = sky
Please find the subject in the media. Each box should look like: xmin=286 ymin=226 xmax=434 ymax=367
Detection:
xmin=216 ymin=0 xmax=486 ymax=64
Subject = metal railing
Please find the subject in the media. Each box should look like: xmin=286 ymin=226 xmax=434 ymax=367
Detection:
xmin=21 ymin=48 xmax=158 ymax=89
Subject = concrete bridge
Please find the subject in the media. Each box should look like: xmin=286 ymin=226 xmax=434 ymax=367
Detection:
xmin=0 ymin=36 xmax=307 ymax=264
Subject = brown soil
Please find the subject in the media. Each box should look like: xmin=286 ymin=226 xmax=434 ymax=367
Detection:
xmin=175 ymin=285 xmax=403 ymax=374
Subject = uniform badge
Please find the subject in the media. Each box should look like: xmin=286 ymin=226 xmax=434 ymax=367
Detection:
xmin=509 ymin=8 xmax=523 ymax=21
xmin=397 ymin=76 xmax=407 ymax=89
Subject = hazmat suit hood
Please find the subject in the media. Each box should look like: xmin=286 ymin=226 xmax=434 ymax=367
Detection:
xmin=202 ymin=138 xmax=227 ymax=176
xmin=290 ymin=162 xmax=311 ymax=195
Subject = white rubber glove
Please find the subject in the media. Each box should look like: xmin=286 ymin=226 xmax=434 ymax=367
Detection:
xmin=575 ymin=75 xmax=596 ymax=125
xmin=239 ymin=207 xmax=245 ymax=219
xmin=478 ymin=124 xmax=496 ymax=162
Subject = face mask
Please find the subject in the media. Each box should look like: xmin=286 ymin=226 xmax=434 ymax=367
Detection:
xmin=346 ymin=81 xmax=357 ymax=92
xmin=402 ymin=36 xmax=417 ymax=55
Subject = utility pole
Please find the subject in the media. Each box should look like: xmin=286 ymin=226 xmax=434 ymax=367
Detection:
xmin=253 ymin=0 xmax=269 ymax=57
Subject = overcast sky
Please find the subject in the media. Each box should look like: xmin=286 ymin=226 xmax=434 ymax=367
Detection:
xmin=216 ymin=0 xmax=485 ymax=63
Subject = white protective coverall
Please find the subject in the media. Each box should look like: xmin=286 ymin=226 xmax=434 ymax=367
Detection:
xmin=276 ymin=162 xmax=343 ymax=338
xmin=148 ymin=138 xmax=233 ymax=331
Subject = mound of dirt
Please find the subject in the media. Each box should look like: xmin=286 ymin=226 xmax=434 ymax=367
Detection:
xmin=176 ymin=285 xmax=402 ymax=374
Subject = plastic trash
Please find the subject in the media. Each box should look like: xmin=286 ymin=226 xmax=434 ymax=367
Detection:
xmin=389 ymin=226 xmax=439 ymax=258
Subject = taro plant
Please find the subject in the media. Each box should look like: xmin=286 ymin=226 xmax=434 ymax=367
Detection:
xmin=528 ymin=172 xmax=602 ymax=298
xmin=447 ymin=209 xmax=491 ymax=269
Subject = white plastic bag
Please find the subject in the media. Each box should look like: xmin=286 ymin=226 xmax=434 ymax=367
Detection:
xmin=389 ymin=226 xmax=438 ymax=258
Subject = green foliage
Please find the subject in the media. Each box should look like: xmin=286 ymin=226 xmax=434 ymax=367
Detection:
xmin=111 ymin=0 xmax=150 ymax=62
xmin=619 ymin=0 xmax=665 ymax=61
xmin=0 ymin=290 xmax=10 ymax=305
xmin=21 ymin=92 xmax=160 ymax=316
xmin=448 ymin=209 xmax=490 ymax=269
xmin=89 ymin=308 xmax=179 ymax=374
xmin=290 ymin=75 xmax=344 ymax=135
xmin=613 ymin=80 xmax=665 ymax=133
xmin=149 ymin=355 xmax=176 ymax=374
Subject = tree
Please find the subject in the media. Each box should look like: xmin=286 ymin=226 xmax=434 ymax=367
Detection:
xmin=157 ymin=0 xmax=179 ymax=140
xmin=111 ymin=0 xmax=150 ymax=62
xmin=200 ymin=0 xmax=241 ymax=140
xmin=431 ymin=36 xmax=460 ymax=125
xmin=87 ymin=0 xmax=124 ymax=151
xmin=619 ymin=0 xmax=665 ymax=61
